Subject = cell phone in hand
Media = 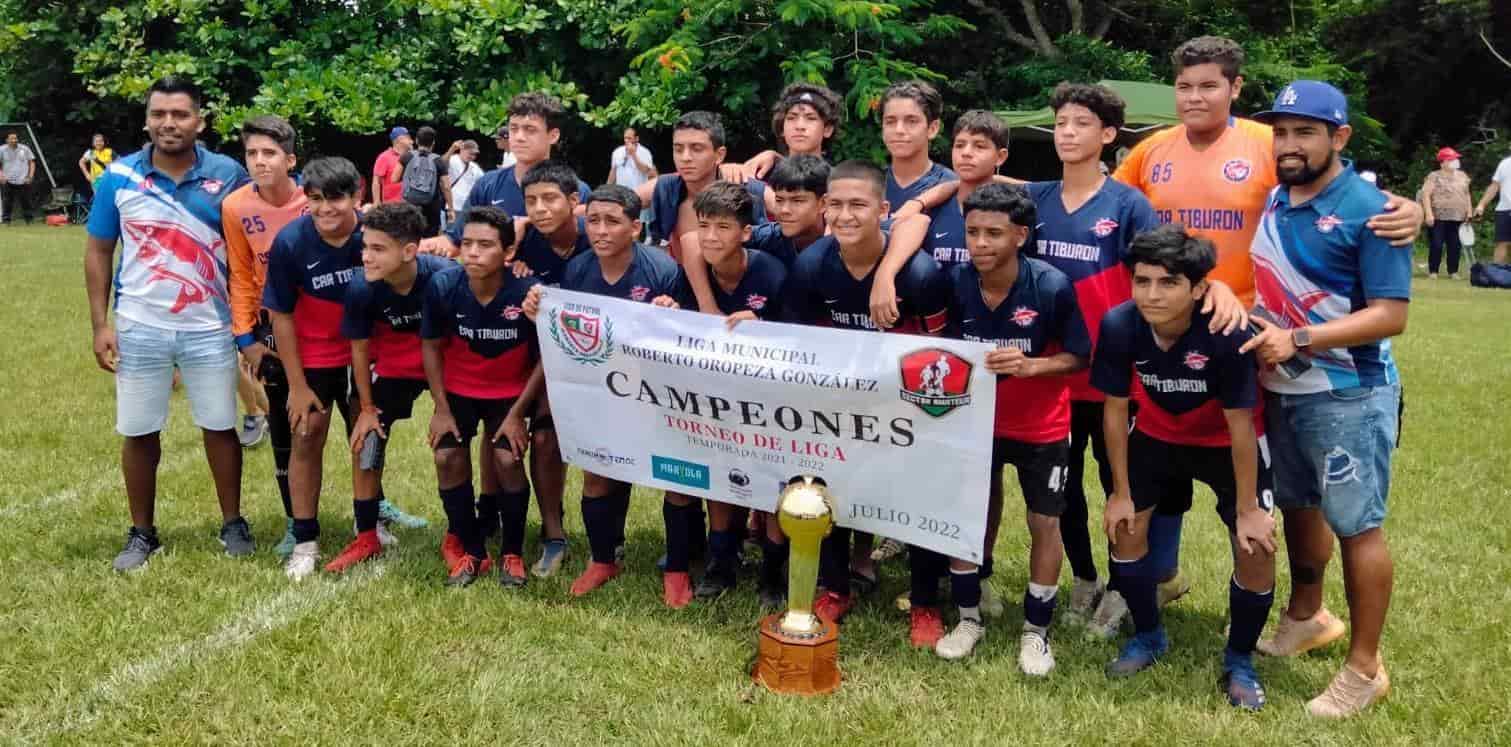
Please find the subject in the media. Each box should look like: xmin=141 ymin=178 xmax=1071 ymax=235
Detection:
xmin=359 ymin=430 xmax=384 ymax=471
xmin=1248 ymin=307 xmax=1312 ymax=379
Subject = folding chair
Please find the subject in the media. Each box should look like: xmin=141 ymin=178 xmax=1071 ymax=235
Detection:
xmin=69 ymin=190 xmax=91 ymax=224
xmin=41 ymin=186 xmax=73 ymax=219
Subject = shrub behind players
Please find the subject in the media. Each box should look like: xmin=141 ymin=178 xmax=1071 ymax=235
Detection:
xmin=934 ymin=184 xmax=1090 ymax=673
xmin=421 ymin=206 xmax=540 ymax=587
xmin=1091 ymin=224 xmax=1275 ymax=711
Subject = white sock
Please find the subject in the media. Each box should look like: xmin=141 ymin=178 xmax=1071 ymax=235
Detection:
xmin=1027 ymin=582 xmax=1058 ymax=602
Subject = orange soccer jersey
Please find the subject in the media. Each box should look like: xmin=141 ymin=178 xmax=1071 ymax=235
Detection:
xmin=221 ymin=183 xmax=309 ymax=342
xmin=1114 ymin=118 xmax=1277 ymax=305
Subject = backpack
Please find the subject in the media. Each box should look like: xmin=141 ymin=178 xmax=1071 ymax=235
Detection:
xmin=1469 ymin=262 xmax=1511 ymax=289
xmin=401 ymin=149 xmax=439 ymax=205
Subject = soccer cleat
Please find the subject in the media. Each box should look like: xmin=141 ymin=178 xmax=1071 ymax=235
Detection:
xmin=935 ymin=618 xmax=986 ymax=660
xmin=218 ymin=517 xmax=255 ymax=558
xmin=440 ymin=532 xmax=464 ymax=569
xmin=378 ymin=498 xmax=429 ymax=529
xmin=1019 ymin=629 xmax=1056 ymax=676
xmin=1069 ymin=578 xmax=1105 ymax=620
xmin=375 ymin=522 xmax=399 ymax=548
xmin=1106 ymin=628 xmax=1169 ymax=678
xmin=444 ymin=554 xmax=487 ymax=587
xmin=870 ymin=537 xmax=906 ymax=562
xmin=694 ymin=572 xmax=734 ymax=600
xmin=663 ymin=571 xmax=694 ymax=608
xmin=1087 ymin=589 xmax=1130 ymax=639
xmin=285 ymin=541 xmax=320 ymax=582
xmin=1221 ymin=651 xmax=1267 ymax=711
xmin=1306 ymin=663 xmax=1390 ymax=718
xmin=758 ymin=583 xmax=787 ymax=610
xmin=1258 ymin=608 xmax=1346 ymax=657
xmin=273 ymin=518 xmax=297 ymax=559
xmin=570 ymin=561 xmax=622 ymax=597
xmin=324 ymin=531 xmax=383 ymax=574
xmin=532 ymin=538 xmax=569 ymax=578
xmin=238 ymin=414 xmax=268 ymax=448
xmin=814 ymin=591 xmax=854 ymax=624
xmin=112 ymin=528 xmax=161 ymax=572
xmin=909 ymin=606 xmax=945 ymax=648
xmin=980 ymin=582 xmax=1005 ymax=618
xmin=1158 ymin=570 xmax=1192 ymax=607
xmin=497 ymin=554 xmax=528 ymax=589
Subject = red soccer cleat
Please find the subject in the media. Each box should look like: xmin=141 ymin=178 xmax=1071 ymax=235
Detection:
xmin=445 ymin=553 xmax=492 ymax=588
xmin=440 ymin=532 xmax=464 ymax=569
xmin=323 ymin=531 xmax=383 ymax=574
xmin=569 ymin=561 xmax=622 ymax=597
xmin=663 ymin=571 xmax=694 ymax=608
xmin=814 ymin=591 xmax=854 ymax=624
xmin=910 ymin=606 xmax=945 ymax=648
xmin=498 ymin=554 xmax=527 ymax=588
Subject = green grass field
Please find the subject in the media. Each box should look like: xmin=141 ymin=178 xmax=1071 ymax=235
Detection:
xmin=3 ymin=224 xmax=1509 ymax=744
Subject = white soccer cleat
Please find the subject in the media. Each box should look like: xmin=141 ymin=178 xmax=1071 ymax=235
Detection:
xmin=1086 ymin=589 xmax=1129 ymax=639
xmin=1018 ymin=629 xmax=1056 ymax=676
xmin=285 ymin=541 xmax=320 ymax=581
xmin=934 ymin=618 xmax=986 ymax=660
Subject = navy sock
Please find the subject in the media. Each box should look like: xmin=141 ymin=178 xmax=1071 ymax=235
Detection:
xmin=687 ymin=502 xmax=707 ymax=558
xmin=477 ymin=491 xmax=502 ymax=535
xmin=498 ymin=487 xmax=530 ymax=557
xmin=292 ymin=517 xmax=319 ymax=543
xmin=606 ymin=485 xmax=631 ymax=556
xmin=819 ymin=527 xmax=852 ymax=595
xmin=581 ymin=494 xmax=617 ymax=564
xmin=1114 ymin=554 xmax=1160 ymax=634
xmin=1024 ymin=585 xmax=1059 ymax=630
xmin=439 ymin=483 xmax=483 ymax=559
xmin=761 ymin=538 xmax=788 ymax=589
xmin=273 ymin=448 xmax=292 ymax=518
xmin=950 ymin=568 xmax=982 ymax=619
xmin=353 ymin=497 xmax=380 ymax=533
xmin=909 ymin=546 xmax=944 ymax=607
xmin=707 ymin=529 xmax=738 ymax=580
xmin=662 ymin=499 xmax=692 ymax=573
xmin=980 ymin=556 xmax=995 ymax=581
xmin=1149 ymin=513 xmax=1185 ymax=579
xmin=1227 ymin=577 xmax=1275 ymax=656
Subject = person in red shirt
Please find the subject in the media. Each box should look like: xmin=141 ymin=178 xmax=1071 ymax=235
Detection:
xmin=371 ymin=126 xmax=412 ymax=206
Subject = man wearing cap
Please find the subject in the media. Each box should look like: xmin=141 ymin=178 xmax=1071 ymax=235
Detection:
xmin=1421 ymin=147 xmax=1472 ymax=279
xmin=372 ymin=126 xmax=413 ymax=205
xmin=1242 ymin=80 xmax=1410 ymax=719
xmin=494 ymin=125 xmax=517 ymax=170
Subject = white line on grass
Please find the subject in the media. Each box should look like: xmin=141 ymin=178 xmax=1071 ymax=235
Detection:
xmin=24 ymin=564 xmax=387 ymax=741
xmin=0 ymin=450 xmax=198 ymax=519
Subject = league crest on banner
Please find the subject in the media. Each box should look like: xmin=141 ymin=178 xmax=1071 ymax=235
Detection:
xmin=549 ymin=305 xmax=615 ymax=365
xmin=898 ymin=348 xmax=973 ymax=417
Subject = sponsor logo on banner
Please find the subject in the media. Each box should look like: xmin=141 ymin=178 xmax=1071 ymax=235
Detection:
xmin=576 ymin=446 xmax=636 ymax=467
xmin=727 ymin=468 xmax=753 ymax=500
xmin=898 ymin=348 xmax=973 ymax=417
xmin=1222 ymin=159 xmax=1252 ymax=183
xmin=653 ymin=455 xmax=710 ymax=489
xmin=1092 ymin=218 xmax=1119 ymax=238
xmin=549 ymin=305 xmax=615 ymax=365
xmin=1183 ymin=351 xmax=1209 ymax=371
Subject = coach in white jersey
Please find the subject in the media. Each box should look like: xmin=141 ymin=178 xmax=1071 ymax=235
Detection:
xmin=83 ymin=76 xmax=253 ymax=572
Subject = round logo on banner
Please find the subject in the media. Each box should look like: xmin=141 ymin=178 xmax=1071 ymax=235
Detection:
xmin=549 ymin=307 xmax=615 ymax=365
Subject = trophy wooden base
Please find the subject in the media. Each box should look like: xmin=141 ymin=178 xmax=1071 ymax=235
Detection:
xmin=752 ymin=613 xmax=840 ymax=695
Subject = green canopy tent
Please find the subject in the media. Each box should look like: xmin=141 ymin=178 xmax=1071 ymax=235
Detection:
xmin=997 ymin=80 xmax=1178 ymax=142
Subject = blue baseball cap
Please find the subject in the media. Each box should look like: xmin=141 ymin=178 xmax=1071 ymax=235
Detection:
xmin=1253 ymin=81 xmax=1348 ymax=127
xmin=389 ymin=126 xmax=410 ymax=141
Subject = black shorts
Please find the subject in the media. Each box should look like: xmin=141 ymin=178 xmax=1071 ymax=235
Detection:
xmin=992 ymin=437 xmax=1069 ymax=517
xmin=530 ymin=393 xmax=554 ymax=434
xmin=1127 ymin=429 xmax=1275 ymax=530
xmin=304 ymin=366 xmax=353 ymax=410
xmin=1496 ymin=210 xmax=1511 ymax=243
xmin=371 ymin=376 xmax=428 ymax=429
xmin=439 ymin=392 xmax=517 ymax=450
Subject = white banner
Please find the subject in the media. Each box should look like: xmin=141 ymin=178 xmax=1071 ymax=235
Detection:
xmin=538 ymin=288 xmax=998 ymax=562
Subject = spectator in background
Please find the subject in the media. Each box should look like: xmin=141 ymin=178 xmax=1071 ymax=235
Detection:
xmin=78 ymin=133 xmax=114 ymax=193
xmin=372 ymin=126 xmax=412 ymax=205
xmin=1 ymin=131 xmax=37 ymax=224
xmin=494 ymin=125 xmax=517 ymax=170
xmin=1474 ymin=151 xmax=1511 ymax=264
xmin=446 ymin=139 xmax=483 ymax=225
xmin=1421 ymin=147 xmax=1472 ymax=279
xmin=398 ymin=125 xmax=452 ymax=237
xmin=609 ymin=126 xmax=656 ymax=224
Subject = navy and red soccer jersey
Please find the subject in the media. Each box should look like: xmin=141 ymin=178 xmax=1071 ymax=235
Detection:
xmin=420 ymin=265 xmax=539 ymax=400
xmin=445 ymin=165 xmax=592 ymax=245
xmin=1024 ymin=179 xmax=1159 ymax=402
xmin=922 ymin=198 xmax=970 ymax=268
xmin=341 ymin=253 xmax=451 ymax=380
xmin=561 ymin=242 xmax=691 ymax=306
xmin=263 ymin=214 xmax=363 ymax=368
xmin=784 ymin=235 xmax=949 ymax=334
xmin=515 ymin=217 xmax=591 ymax=287
xmin=709 ymin=249 xmax=788 ymax=319
xmin=649 ymin=176 xmax=768 ymax=245
xmin=745 ymin=221 xmax=800 ymax=269
xmin=949 ymin=258 xmax=1091 ymax=443
xmin=886 ymin=162 xmax=956 ymax=211
xmin=1090 ymin=302 xmax=1259 ymax=448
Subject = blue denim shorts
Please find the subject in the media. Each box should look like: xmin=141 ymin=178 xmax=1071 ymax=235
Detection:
xmin=115 ymin=316 xmax=238 ymax=436
xmin=1264 ymin=384 xmax=1401 ymax=537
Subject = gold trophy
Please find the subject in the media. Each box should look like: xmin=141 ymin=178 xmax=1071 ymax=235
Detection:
xmin=752 ymin=475 xmax=841 ymax=695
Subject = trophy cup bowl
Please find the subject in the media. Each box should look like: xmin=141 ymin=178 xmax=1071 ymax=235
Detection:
xmin=752 ymin=476 xmax=841 ymax=695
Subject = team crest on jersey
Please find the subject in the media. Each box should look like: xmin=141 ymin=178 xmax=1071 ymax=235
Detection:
xmin=899 ymin=348 xmax=973 ymax=417
xmin=201 ymin=179 xmax=224 ymax=195
xmin=549 ymin=305 xmax=615 ymax=366
xmin=1183 ymin=351 xmax=1209 ymax=371
xmin=1315 ymin=215 xmax=1343 ymax=233
xmin=629 ymin=286 xmax=651 ymax=302
xmin=1222 ymin=159 xmax=1252 ymax=183
xmin=1092 ymin=218 xmax=1119 ymax=238
xmin=746 ymin=293 xmax=767 ymax=311
xmin=502 ymin=305 xmax=522 ymax=320
xmin=1010 ymin=306 xmax=1039 ymax=327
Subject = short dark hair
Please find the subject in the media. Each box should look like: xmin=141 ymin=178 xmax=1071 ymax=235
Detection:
xmin=767 ymin=154 xmax=831 ymax=196
xmin=520 ymin=159 xmax=581 ymax=198
xmin=880 ymin=80 xmax=943 ymax=123
xmin=674 ymin=110 xmax=726 ymax=150
xmin=302 ymin=157 xmax=361 ymax=198
xmin=463 ymin=205 xmax=517 ymax=246
xmin=828 ymin=159 xmax=886 ymax=199
xmin=146 ymin=75 xmax=202 ymax=110
xmin=1172 ymin=36 xmax=1246 ymax=83
xmin=952 ymin=110 xmax=1010 ymax=150
xmin=1049 ymin=83 xmax=1127 ymax=131
xmin=771 ymin=83 xmax=843 ymax=141
xmin=961 ymin=183 xmax=1036 ymax=227
xmin=415 ymin=126 xmax=436 ymax=149
xmin=693 ymin=181 xmax=756 ymax=226
xmin=362 ymin=202 xmax=426 ymax=245
xmin=240 ymin=115 xmax=296 ymax=154
xmin=93 ymin=132 xmax=108 ymax=144
xmin=587 ymin=184 xmax=643 ymax=219
xmin=1125 ymin=223 xmax=1217 ymax=285
xmin=509 ymin=92 xmax=567 ymax=130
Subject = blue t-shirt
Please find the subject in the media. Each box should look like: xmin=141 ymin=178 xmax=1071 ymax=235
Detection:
xmin=708 ymin=249 xmax=788 ymax=319
xmin=561 ymin=242 xmax=690 ymax=306
xmin=886 ymin=162 xmax=956 ymax=212
xmin=745 ymin=221 xmax=802 ymax=268
xmin=922 ymin=197 xmax=969 ymax=267
xmin=341 ymin=253 xmax=451 ymax=379
xmin=515 ymin=217 xmax=591 ymax=287
xmin=1090 ymin=302 xmax=1258 ymax=448
xmin=263 ymin=214 xmax=363 ymax=368
xmin=419 ymin=265 xmax=539 ymax=400
xmin=446 ymin=165 xmax=592 ymax=244
xmin=785 ymin=234 xmax=949 ymax=334
xmin=648 ymin=175 xmax=769 ymax=244
xmin=1250 ymin=165 xmax=1410 ymax=395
